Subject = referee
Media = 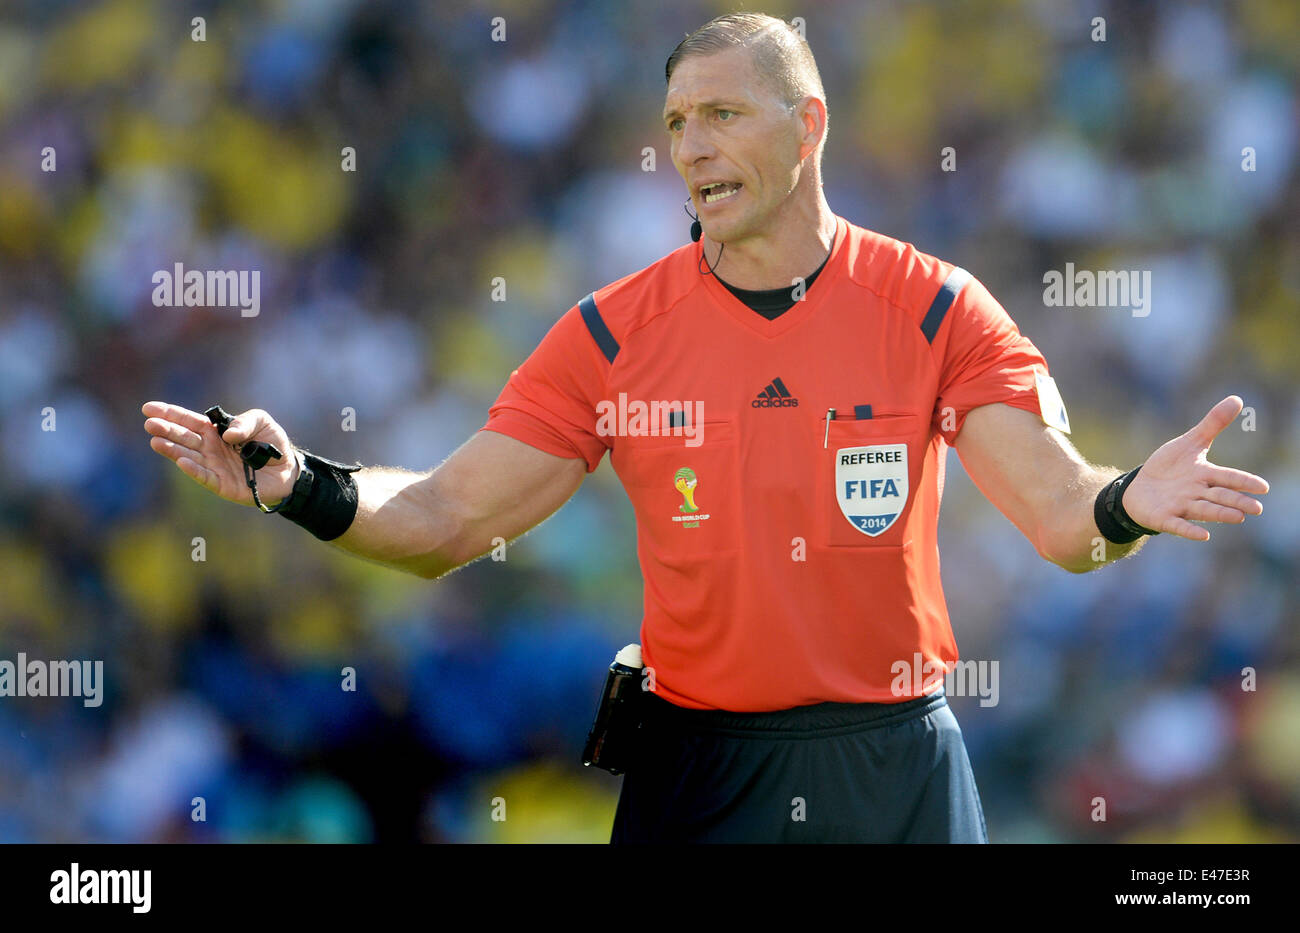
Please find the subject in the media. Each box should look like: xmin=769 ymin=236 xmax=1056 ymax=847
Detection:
xmin=142 ymin=13 xmax=1269 ymax=843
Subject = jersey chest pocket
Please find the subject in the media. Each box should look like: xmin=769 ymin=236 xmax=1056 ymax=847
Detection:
xmin=816 ymin=413 xmax=922 ymax=547
xmin=616 ymin=421 xmax=739 ymax=559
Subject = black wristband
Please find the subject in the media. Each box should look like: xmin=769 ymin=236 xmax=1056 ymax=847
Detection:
xmin=276 ymin=448 xmax=363 ymax=541
xmin=1094 ymin=466 xmax=1161 ymax=544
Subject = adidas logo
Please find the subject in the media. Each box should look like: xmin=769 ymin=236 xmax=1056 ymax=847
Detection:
xmin=753 ymin=377 xmax=799 ymax=408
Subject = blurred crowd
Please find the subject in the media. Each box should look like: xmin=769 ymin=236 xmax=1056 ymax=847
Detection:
xmin=0 ymin=0 xmax=1296 ymax=842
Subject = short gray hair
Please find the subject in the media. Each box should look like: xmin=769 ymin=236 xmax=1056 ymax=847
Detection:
xmin=665 ymin=12 xmax=825 ymax=111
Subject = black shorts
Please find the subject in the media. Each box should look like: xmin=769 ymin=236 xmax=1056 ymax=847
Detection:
xmin=610 ymin=686 xmax=988 ymax=843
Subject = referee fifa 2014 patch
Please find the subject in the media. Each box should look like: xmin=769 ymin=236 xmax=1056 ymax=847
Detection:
xmin=1034 ymin=367 xmax=1071 ymax=434
xmin=835 ymin=444 xmax=909 ymax=537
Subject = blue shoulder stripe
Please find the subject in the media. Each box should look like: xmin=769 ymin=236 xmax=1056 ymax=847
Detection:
xmin=920 ymin=267 xmax=972 ymax=344
xmin=578 ymin=292 xmax=619 ymax=364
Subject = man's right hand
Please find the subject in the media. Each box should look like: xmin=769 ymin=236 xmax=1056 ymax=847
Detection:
xmin=142 ymin=401 xmax=300 ymax=507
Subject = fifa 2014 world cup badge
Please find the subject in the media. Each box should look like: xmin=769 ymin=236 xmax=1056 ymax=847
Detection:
xmin=672 ymin=467 xmax=710 ymax=529
xmin=836 ymin=445 xmax=909 ymax=536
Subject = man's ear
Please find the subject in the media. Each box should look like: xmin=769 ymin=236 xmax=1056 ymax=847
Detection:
xmin=797 ymin=96 xmax=827 ymax=161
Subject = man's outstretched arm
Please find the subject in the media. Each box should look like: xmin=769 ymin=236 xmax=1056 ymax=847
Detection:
xmin=142 ymin=402 xmax=586 ymax=580
xmin=331 ymin=430 xmax=586 ymax=579
xmin=953 ymin=396 xmax=1269 ymax=573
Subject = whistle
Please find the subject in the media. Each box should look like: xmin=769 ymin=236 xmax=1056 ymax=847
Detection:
xmin=205 ymin=404 xmax=282 ymax=470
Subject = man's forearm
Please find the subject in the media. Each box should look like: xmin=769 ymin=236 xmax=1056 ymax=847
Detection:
xmin=325 ymin=466 xmax=475 ymax=579
xmin=956 ymin=400 xmax=1265 ymax=572
xmin=1039 ymin=466 xmax=1145 ymax=573
xmin=278 ymin=431 xmax=587 ymax=581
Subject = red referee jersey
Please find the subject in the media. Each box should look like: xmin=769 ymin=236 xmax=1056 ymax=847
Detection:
xmin=482 ymin=215 xmax=1054 ymax=711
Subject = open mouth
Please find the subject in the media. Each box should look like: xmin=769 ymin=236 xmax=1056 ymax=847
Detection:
xmin=700 ymin=182 xmax=743 ymax=204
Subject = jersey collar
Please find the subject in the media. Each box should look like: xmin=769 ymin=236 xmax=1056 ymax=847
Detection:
xmin=697 ymin=215 xmax=849 ymax=339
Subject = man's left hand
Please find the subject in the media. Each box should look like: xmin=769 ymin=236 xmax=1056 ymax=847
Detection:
xmin=1122 ymin=396 xmax=1269 ymax=541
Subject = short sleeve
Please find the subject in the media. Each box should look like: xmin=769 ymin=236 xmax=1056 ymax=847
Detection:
xmin=931 ymin=273 xmax=1050 ymax=445
xmin=480 ymin=304 xmax=612 ymax=473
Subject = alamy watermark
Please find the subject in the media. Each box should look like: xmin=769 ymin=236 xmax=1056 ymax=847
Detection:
xmin=50 ymin=863 xmax=150 ymax=913
xmin=1043 ymin=263 xmax=1151 ymax=317
xmin=890 ymin=654 xmax=999 ymax=707
xmin=151 ymin=263 xmax=261 ymax=317
xmin=0 ymin=653 xmax=103 ymax=707
xmin=595 ymin=392 xmax=706 ymax=447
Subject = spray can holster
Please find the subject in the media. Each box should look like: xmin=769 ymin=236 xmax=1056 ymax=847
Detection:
xmin=581 ymin=644 xmax=647 ymax=776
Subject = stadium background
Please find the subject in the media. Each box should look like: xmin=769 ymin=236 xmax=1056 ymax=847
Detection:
xmin=0 ymin=0 xmax=1296 ymax=842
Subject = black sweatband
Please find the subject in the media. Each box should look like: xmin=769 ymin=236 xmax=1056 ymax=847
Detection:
xmin=275 ymin=448 xmax=363 ymax=541
xmin=1094 ymin=466 xmax=1160 ymax=544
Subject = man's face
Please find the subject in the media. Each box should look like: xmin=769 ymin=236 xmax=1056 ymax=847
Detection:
xmin=663 ymin=47 xmax=808 ymax=244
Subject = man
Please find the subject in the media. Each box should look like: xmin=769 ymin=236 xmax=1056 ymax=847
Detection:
xmin=142 ymin=13 xmax=1269 ymax=842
